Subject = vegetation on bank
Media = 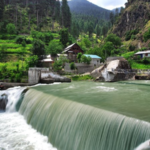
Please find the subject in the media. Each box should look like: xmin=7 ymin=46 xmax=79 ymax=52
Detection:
xmin=71 ymin=75 xmax=94 ymax=81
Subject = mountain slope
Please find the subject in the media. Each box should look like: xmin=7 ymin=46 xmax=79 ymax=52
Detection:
xmin=113 ymin=0 xmax=150 ymax=37
xmin=68 ymin=0 xmax=111 ymax=20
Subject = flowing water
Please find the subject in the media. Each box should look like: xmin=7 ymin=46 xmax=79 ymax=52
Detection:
xmin=1 ymin=81 xmax=150 ymax=150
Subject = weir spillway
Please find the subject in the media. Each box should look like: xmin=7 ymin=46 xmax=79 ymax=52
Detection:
xmin=1 ymin=81 xmax=150 ymax=150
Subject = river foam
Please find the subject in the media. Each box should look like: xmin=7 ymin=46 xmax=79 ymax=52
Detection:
xmin=0 ymin=113 xmax=57 ymax=150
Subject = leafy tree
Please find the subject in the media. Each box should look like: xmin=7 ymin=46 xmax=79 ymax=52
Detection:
xmin=6 ymin=23 xmax=16 ymax=34
xmin=53 ymin=60 xmax=63 ymax=72
xmin=83 ymin=38 xmax=91 ymax=48
xmin=46 ymin=40 xmax=63 ymax=56
xmin=32 ymin=39 xmax=45 ymax=58
xmin=102 ymin=42 xmax=114 ymax=58
xmin=81 ymin=55 xmax=91 ymax=64
xmin=60 ymin=28 xmax=69 ymax=47
xmin=25 ymin=55 xmax=38 ymax=68
xmin=105 ymin=34 xmax=122 ymax=48
xmin=77 ymin=53 xmax=82 ymax=63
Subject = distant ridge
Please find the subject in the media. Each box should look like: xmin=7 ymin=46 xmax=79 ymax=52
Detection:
xmin=68 ymin=0 xmax=111 ymax=20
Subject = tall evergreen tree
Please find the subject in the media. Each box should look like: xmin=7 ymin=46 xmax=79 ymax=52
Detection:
xmin=55 ymin=0 xmax=60 ymax=23
xmin=0 ymin=0 xmax=5 ymax=21
xmin=61 ymin=0 xmax=71 ymax=29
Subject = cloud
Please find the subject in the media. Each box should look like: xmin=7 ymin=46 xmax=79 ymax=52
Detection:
xmin=87 ymin=0 xmax=127 ymax=10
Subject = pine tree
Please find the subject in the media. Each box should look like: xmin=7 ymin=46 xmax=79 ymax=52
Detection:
xmin=55 ymin=0 xmax=60 ymax=23
xmin=61 ymin=0 xmax=71 ymax=29
xmin=0 ymin=0 xmax=4 ymax=21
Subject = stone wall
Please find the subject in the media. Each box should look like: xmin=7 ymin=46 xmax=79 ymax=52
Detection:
xmin=64 ymin=63 xmax=101 ymax=74
xmin=28 ymin=68 xmax=49 ymax=84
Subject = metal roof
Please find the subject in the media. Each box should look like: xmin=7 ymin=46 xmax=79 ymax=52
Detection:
xmin=135 ymin=50 xmax=150 ymax=55
xmin=41 ymin=59 xmax=53 ymax=62
xmin=63 ymin=43 xmax=76 ymax=53
xmin=84 ymin=54 xmax=101 ymax=59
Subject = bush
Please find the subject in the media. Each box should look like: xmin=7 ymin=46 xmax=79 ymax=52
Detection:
xmin=32 ymin=39 xmax=45 ymax=57
xmin=129 ymin=45 xmax=135 ymax=51
xmin=142 ymin=57 xmax=150 ymax=64
xmin=15 ymin=73 xmax=21 ymax=82
xmin=31 ymin=31 xmax=53 ymax=43
xmin=125 ymin=29 xmax=139 ymax=41
xmin=15 ymin=36 xmax=26 ymax=44
xmin=81 ymin=55 xmax=91 ymax=64
xmin=70 ymin=62 xmax=76 ymax=70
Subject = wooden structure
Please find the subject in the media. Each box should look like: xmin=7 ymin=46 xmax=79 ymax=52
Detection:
xmin=63 ymin=43 xmax=83 ymax=62
xmin=40 ymin=55 xmax=54 ymax=68
xmin=135 ymin=50 xmax=150 ymax=59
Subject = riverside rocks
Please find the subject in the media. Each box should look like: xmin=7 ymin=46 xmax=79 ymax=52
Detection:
xmin=91 ymin=57 xmax=136 ymax=82
xmin=0 ymin=94 xmax=8 ymax=111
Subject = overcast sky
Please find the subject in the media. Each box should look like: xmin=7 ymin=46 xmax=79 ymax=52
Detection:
xmin=87 ymin=0 xmax=127 ymax=10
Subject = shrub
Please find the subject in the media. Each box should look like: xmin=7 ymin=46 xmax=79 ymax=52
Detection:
xmin=129 ymin=45 xmax=135 ymax=51
xmin=125 ymin=29 xmax=139 ymax=41
xmin=81 ymin=55 xmax=91 ymax=64
xmin=142 ymin=57 xmax=150 ymax=64
xmin=15 ymin=73 xmax=21 ymax=82
xmin=70 ymin=62 xmax=76 ymax=70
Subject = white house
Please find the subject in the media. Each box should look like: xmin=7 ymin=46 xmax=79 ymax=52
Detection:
xmin=135 ymin=50 xmax=150 ymax=59
xmin=84 ymin=54 xmax=101 ymax=67
xmin=40 ymin=55 xmax=54 ymax=68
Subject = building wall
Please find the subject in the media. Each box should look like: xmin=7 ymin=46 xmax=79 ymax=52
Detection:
xmin=28 ymin=68 xmax=49 ymax=84
xmin=91 ymin=58 xmax=101 ymax=66
xmin=143 ymin=53 xmax=150 ymax=58
xmin=64 ymin=63 xmax=101 ymax=74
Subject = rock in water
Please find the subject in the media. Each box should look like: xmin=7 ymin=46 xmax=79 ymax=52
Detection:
xmin=91 ymin=57 xmax=136 ymax=82
xmin=0 ymin=94 xmax=8 ymax=111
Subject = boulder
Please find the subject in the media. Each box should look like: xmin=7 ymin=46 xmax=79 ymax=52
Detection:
xmin=91 ymin=57 xmax=136 ymax=82
xmin=0 ymin=94 xmax=8 ymax=111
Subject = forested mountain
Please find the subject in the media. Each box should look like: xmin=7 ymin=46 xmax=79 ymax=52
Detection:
xmin=112 ymin=0 xmax=150 ymax=48
xmin=68 ymin=0 xmax=111 ymax=20
xmin=0 ymin=0 xmax=71 ymax=33
xmin=68 ymin=0 xmax=112 ymax=38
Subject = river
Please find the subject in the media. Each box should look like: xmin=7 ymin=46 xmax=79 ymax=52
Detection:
xmin=0 ymin=81 xmax=150 ymax=150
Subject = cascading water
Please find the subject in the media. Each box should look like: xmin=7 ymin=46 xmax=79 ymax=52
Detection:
xmin=0 ymin=86 xmax=57 ymax=150
xmin=1 ymin=81 xmax=150 ymax=150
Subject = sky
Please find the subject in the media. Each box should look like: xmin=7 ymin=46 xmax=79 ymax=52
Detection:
xmin=87 ymin=0 xmax=128 ymax=10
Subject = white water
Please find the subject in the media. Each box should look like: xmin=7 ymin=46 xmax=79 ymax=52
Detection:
xmin=0 ymin=113 xmax=57 ymax=150
xmin=0 ymin=86 xmax=58 ymax=150
xmin=135 ymin=140 xmax=150 ymax=150
xmin=0 ymin=85 xmax=149 ymax=150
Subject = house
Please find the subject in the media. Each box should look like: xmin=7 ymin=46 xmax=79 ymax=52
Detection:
xmin=40 ymin=55 xmax=54 ymax=68
xmin=84 ymin=54 xmax=101 ymax=67
xmin=135 ymin=50 xmax=150 ymax=59
xmin=63 ymin=43 xmax=83 ymax=62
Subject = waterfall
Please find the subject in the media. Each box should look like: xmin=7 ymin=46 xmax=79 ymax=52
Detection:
xmin=18 ymin=89 xmax=150 ymax=150
xmin=0 ymin=87 xmax=27 ymax=112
